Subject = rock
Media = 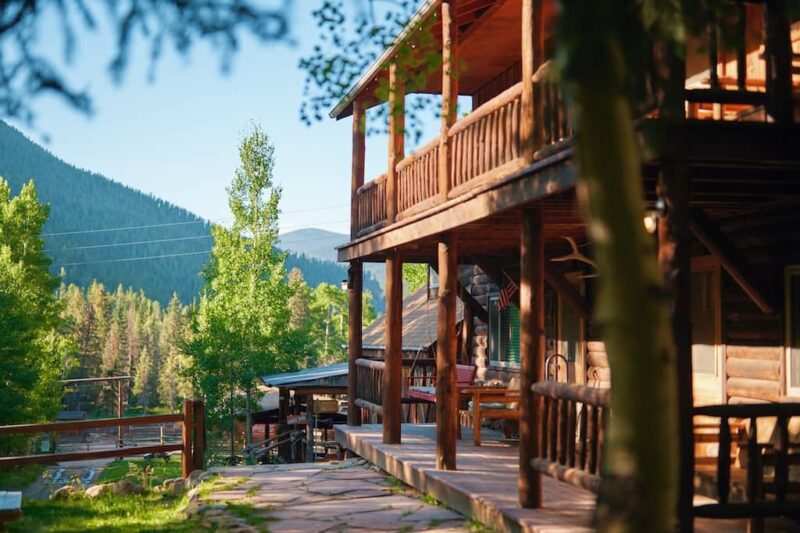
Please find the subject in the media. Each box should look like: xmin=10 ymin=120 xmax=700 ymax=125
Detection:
xmin=112 ymin=479 xmax=145 ymax=496
xmin=85 ymin=483 xmax=114 ymax=499
xmin=50 ymin=486 xmax=79 ymax=500
xmin=185 ymin=469 xmax=209 ymax=489
xmin=183 ymin=486 xmax=202 ymax=514
xmin=161 ymin=478 xmax=186 ymax=495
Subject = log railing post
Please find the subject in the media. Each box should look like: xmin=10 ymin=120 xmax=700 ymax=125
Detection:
xmin=520 ymin=208 xmax=544 ymax=507
xmin=348 ymin=261 xmax=363 ymax=426
xmin=387 ymin=62 xmax=405 ymax=223
xmin=192 ymin=400 xmax=206 ymax=472
xmin=436 ymin=233 xmax=458 ymax=470
xmin=383 ymin=252 xmax=403 ymax=443
xmin=351 ymin=101 xmax=366 ymax=238
xmin=439 ymin=0 xmax=458 ymax=200
xmin=521 ymin=0 xmax=544 ymax=161
xmin=182 ymin=399 xmax=194 ymax=479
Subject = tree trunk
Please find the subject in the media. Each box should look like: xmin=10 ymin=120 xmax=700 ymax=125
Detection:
xmin=560 ymin=2 xmax=679 ymax=530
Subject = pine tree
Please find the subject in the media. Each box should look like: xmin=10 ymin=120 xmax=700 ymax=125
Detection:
xmin=133 ymin=345 xmax=153 ymax=409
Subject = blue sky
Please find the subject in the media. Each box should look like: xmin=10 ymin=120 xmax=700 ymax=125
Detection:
xmin=9 ymin=2 xmax=415 ymax=237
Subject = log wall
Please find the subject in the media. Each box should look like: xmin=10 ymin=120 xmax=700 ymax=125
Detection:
xmin=716 ymin=201 xmax=800 ymax=403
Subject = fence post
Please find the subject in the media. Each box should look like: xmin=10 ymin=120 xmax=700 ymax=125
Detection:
xmin=182 ymin=399 xmax=194 ymax=479
xmin=192 ymin=400 xmax=206 ymax=472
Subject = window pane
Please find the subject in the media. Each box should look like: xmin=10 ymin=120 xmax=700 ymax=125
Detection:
xmin=489 ymin=297 xmax=500 ymax=363
xmin=691 ymin=270 xmax=717 ymax=375
xmin=790 ymin=275 xmax=800 ymax=388
xmin=506 ymin=305 xmax=520 ymax=366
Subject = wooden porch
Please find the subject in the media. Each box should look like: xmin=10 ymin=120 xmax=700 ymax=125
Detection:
xmin=335 ymin=423 xmax=773 ymax=533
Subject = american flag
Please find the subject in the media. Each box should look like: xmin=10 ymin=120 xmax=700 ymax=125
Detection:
xmin=497 ymin=279 xmax=518 ymax=311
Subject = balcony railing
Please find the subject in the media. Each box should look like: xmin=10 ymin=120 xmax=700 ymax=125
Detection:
xmin=397 ymin=138 xmax=439 ymax=215
xmin=354 ymin=357 xmax=436 ymax=422
xmin=355 ymin=174 xmax=387 ymax=235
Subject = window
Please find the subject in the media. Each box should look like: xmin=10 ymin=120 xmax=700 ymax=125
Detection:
xmin=488 ymin=296 xmax=520 ymax=367
xmin=786 ymin=267 xmax=800 ymax=396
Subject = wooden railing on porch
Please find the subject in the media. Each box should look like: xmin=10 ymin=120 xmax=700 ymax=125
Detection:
xmin=397 ymin=139 xmax=439 ymax=215
xmin=530 ymin=381 xmax=610 ymax=494
xmin=355 ymin=174 xmax=387 ymax=234
xmin=0 ymin=399 xmax=206 ymax=479
xmin=693 ymin=403 xmax=800 ymax=521
xmin=354 ymin=357 xmax=436 ymax=419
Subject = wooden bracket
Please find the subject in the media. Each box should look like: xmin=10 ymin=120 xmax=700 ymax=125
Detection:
xmin=689 ymin=208 xmax=775 ymax=314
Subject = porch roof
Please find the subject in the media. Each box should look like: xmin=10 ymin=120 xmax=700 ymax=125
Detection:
xmin=260 ymin=363 xmax=349 ymax=388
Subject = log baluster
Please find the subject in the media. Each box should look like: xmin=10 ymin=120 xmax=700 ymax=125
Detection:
xmin=717 ymin=416 xmax=731 ymax=504
xmin=774 ymin=414 xmax=789 ymax=501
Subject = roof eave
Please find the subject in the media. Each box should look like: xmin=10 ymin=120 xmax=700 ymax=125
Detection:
xmin=328 ymin=0 xmax=441 ymax=121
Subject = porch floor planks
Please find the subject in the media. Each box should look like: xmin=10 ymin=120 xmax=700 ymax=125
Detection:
xmin=335 ymin=423 xmax=594 ymax=532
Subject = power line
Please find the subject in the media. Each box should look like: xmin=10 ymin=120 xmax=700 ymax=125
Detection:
xmin=43 ymin=220 xmax=209 ymax=237
xmin=45 ymin=234 xmax=214 ymax=252
xmin=57 ymin=250 xmax=211 ymax=267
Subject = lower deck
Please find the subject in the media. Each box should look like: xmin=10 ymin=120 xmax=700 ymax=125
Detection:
xmin=335 ymin=423 xmax=789 ymax=533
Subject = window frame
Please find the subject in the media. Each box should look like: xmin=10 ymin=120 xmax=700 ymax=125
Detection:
xmin=488 ymin=295 xmax=521 ymax=369
xmin=785 ymin=266 xmax=800 ymax=398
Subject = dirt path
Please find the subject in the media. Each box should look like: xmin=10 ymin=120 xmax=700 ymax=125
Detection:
xmin=200 ymin=459 xmax=477 ymax=532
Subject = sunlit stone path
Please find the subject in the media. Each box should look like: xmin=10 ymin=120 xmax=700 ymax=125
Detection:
xmin=200 ymin=458 xmax=475 ymax=532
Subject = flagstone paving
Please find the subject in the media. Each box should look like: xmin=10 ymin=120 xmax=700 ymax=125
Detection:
xmin=199 ymin=459 xmax=477 ymax=532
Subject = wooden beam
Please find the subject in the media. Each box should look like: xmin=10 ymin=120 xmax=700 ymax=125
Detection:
xmin=429 ymin=262 xmax=489 ymax=323
xmin=336 ymin=152 xmax=576 ymax=261
xmin=519 ymin=209 xmax=544 ymax=508
xmin=689 ymin=208 xmax=774 ymax=314
xmin=520 ymin=0 xmax=533 ymax=161
xmin=543 ymin=263 xmax=592 ymax=321
xmin=182 ymin=399 xmax=194 ymax=478
xmin=0 ymin=444 xmax=184 ymax=468
xmin=351 ymin=101 xmax=366 ymax=239
xmin=436 ymin=233 xmax=459 ymax=470
xmin=383 ymin=252 xmax=403 ymax=444
xmin=387 ymin=62 xmax=405 ymax=223
xmin=764 ymin=0 xmax=793 ymax=125
xmin=439 ymin=0 xmax=458 ymax=200
xmin=348 ymin=261 xmax=363 ymax=426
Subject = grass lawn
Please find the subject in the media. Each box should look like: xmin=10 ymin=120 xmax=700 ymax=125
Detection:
xmin=8 ymin=492 xmax=209 ymax=532
xmin=97 ymin=458 xmax=182 ymax=487
xmin=0 ymin=465 xmax=45 ymax=490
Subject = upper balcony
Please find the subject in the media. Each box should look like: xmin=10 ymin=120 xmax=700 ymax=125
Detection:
xmin=332 ymin=0 xmax=799 ymax=260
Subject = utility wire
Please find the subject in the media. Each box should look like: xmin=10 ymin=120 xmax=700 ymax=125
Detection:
xmin=42 ymin=220 xmax=208 ymax=237
xmin=44 ymin=234 xmax=213 ymax=252
xmin=57 ymin=250 xmax=211 ymax=267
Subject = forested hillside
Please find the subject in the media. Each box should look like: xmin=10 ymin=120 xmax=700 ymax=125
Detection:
xmin=0 ymin=121 xmax=383 ymax=309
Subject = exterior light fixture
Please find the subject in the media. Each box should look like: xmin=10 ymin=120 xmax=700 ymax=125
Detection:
xmin=643 ymin=197 xmax=666 ymax=235
xmin=340 ymin=279 xmax=349 ymax=291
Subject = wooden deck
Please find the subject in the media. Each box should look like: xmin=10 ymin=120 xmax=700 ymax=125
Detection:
xmin=335 ymin=423 xmax=790 ymax=532
xmin=336 ymin=423 xmax=595 ymax=532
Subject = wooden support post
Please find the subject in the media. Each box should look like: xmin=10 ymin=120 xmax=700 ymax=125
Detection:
xmin=306 ymin=396 xmax=315 ymax=462
xmin=765 ymin=0 xmax=793 ymax=125
xmin=436 ymin=234 xmax=458 ymax=470
xmin=278 ymin=388 xmax=291 ymax=460
xmin=659 ymin=44 xmax=694 ymax=532
xmin=387 ymin=63 xmax=405 ymax=223
xmin=192 ymin=400 xmax=206 ymax=472
xmin=351 ymin=101 xmax=366 ymax=238
xmin=348 ymin=261 xmax=363 ymax=426
xmin=439 ymin=0 xmax=458 ymax=200
xmin=182 ymin=399 xmax=194 ymax=479
xmin=521 ymin=0 xmax=544 ymax=160
xmin=117 ymin=380 xmax=123 ymax=448
xmin=383 ymin=252 xmax=403 ymax=444
xmin=520 ymin=209 xmax=544 ymax=508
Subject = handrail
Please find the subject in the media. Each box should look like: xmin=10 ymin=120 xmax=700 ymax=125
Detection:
xmin=396 ymin=137 xmax=440 ymax=173
xmin=356 ymin=174 xmax=386 ymax=195
xmin=448 ymin=82 xmax=524 ymax=136
xmin=0 ymin=413 xmax=184 ymax=436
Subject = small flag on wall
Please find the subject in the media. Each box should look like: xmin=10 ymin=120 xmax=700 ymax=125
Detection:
xmin=497 ymin=278 xmax=518 ymax=312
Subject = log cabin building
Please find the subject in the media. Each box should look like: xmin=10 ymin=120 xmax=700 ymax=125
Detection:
xmin=332 ymin=0 xmax=800 ymax=530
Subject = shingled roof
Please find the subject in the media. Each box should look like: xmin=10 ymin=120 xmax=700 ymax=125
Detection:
xmin=362 ymin=286 xmax=464 ymax=351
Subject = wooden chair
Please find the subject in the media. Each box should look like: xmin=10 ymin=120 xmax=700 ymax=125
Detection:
xmin=0 ymin=491 xmax=22 ymax=529
xmin=461 ymin=377 xmax=521 ymax=447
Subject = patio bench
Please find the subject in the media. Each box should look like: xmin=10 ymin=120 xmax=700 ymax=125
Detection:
xmin=0 ymin=491 xmax=22 ymax=529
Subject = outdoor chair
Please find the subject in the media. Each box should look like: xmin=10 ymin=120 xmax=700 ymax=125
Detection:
xmin=461 ymin=377 xmax=521 ymax=447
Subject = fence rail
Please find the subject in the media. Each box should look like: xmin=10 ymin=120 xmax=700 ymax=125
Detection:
xmin=530 ymin=381 xmax=610 ymax=494
xmin=354 ymin=358 xmax=437 ymax=421
xmin=0 ymin=399 xmax=205 ymax=478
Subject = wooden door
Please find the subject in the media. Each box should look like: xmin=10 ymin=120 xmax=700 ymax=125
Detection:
xmin=691 ymin=256 xmax=723 ymax=406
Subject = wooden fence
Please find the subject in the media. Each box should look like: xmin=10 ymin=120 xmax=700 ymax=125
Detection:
xmin=354 ymin=357 xmax=436 ymax=422
xmin=0 ymin=399 xmax=206 ymax=479
xmin=530 ymin=381 xmax=610 ymax=494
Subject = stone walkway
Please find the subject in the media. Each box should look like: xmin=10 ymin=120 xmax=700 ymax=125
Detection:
xmin=200 ymin=459 xmax=477 ymax=532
